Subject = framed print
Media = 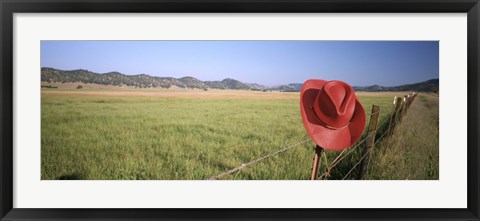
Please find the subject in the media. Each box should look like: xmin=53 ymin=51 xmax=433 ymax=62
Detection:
xmin=1 ymin=0 xmax=479 ymax=220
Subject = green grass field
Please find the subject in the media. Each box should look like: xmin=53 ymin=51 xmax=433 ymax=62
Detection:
xmin=41 ymin=89 xmax=437 ymax=180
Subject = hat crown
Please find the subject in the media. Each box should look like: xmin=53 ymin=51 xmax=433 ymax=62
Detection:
xmin=313 ymin=81 xmax=356 ymax=129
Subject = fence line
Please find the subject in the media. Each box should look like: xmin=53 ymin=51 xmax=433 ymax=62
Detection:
xmin=342 ymin=149 xmax=371 ymax=180
xmin=208 ymin=92 xmax=417 ymax=180
xmin=340 ymin=93 xmax=416 ymax=180
xmin=342 ymin=128 xmax=390 ymax=180
xmin=318 ymin=117 xmax=391 ymax=180
xmin=317 ymin=135 xmax=370 ymax=179
xmin=331 ymin=118 xmax=389 ymax=167
xmin=208 ymin=137 xmax=310 ymax=180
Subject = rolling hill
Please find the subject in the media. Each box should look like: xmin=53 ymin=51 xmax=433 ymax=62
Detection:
xmin=41 ymin=68 xmax=263 ymax=90
xmin=41 ymin=67 xmax=438 ymax=92
xmin=353 ymin=79 xmax=439 ymax=92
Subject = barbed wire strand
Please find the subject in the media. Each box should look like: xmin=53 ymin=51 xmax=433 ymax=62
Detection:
xmin=327 ymin=118 xmax=389 ymax=168
xmin=327 ymin=134 xmax=370 ymax=167
xmin=318 ymin=171 xmax=329 ymax=180
xmin=322 ymin=151 xmax=330 ymax=177
xmin=317 ymin=133 xmax=374 ymax=180
xmin=318 ymin=148 xmax=345 ymax=179
xmin=318 ymin=133 xmax=376 ymax=179
xmin=370 ymin=110 xmax=381 ymax=116
xmin=341 ymin=149 xmax=371 ymax=180
xmin=375 ymin=128 xmax=390 ymax=145
xmin=341 ymin=129 xmax=390 ymax=180
xmin=318 ymin=117 xmax=390 ymax=180
xmin=208 ymin=137 xmax=310 ymax=180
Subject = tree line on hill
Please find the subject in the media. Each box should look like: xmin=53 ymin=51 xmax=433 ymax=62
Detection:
xmin=41 ymin=67 xmax=439 ymax=92
xmin=352 ymin=79 xmax=439 ymax=92
xmin=41 ymin=68 xmax=265 ymax=90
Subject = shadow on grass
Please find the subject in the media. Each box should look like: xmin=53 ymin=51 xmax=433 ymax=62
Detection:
xmin=57 ymin=172 xmax=86 ymax=180
xmin=324 ymin=110 xmax=403 ymax=180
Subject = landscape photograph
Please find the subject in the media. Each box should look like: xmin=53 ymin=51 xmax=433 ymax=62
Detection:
xmin=41 ymin=41 xmax=439 ymax=180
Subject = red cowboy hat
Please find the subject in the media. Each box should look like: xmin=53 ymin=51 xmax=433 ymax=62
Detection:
xmin=300 ymin=79 xmax=366 ymax=151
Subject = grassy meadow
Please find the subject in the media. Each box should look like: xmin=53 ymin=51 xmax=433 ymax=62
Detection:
xmin=41 ymin=88 xmax=437 ymax=180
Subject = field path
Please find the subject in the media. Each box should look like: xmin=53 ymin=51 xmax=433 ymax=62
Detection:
xmin=367 ymin=93 xmax=439 ymax=180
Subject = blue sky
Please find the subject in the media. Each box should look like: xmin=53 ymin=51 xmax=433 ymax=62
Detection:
xmin=41 ymin=41 xmax=438 ymax=87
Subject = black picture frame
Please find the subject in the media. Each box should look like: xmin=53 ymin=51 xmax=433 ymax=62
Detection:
xmin=1 ymin=0 xmax=479 ymax=220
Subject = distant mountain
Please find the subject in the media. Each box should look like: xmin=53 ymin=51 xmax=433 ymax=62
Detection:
xmin=353 ymin=79 xmax=439 ymax=92
xmin=178 ymin=76 xmax=207 ymax=88
xmin=267 ymin=83 xmax=303 ymax=92
xmin=204 ymin=78 xmax=255 ymax=90
xmin=267 ymin=79 xmax=438 ymax=92
xmin=41 ymin=68 xmax=262 ymax=90
xmin=41 ymin=67 xmax=438 ymax=92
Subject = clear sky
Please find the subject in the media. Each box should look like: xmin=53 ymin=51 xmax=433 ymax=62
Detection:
xmin=41 ymin=41 xmax=438 ymax=87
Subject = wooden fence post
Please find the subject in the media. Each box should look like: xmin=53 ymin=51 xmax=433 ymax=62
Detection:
xmin=357 ymin=105 xmax=380 ymax=180
xmin=409 ymin=93 xmax=416 ymax=108
xmin=408 ymin=93 xmax=414 ymax=108
xmin=383 ymin=97 xmax=397 ymax=155
xmin=398 ymin=96 xmax=407 ymax=122
xmin=405 ymin=95 xmax=411 ymax=114
xmin=391 ymin=97 xmax=403 ymax=133
xmin=310 ymin=145 xmax=323 ymax=180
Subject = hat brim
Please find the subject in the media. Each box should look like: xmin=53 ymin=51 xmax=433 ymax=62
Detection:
xmin=300 ymin=79 xmax=366 ymax=151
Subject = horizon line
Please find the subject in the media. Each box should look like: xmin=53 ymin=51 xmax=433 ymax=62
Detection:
xmin=41 ymin=67 xmax=438 ymax=88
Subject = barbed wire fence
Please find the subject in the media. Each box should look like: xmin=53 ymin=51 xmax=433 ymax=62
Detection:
xmin=208 ymin=92 xmax=418 ymax=180
xmin=208 ymin=138 xmax=310 ymax=180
